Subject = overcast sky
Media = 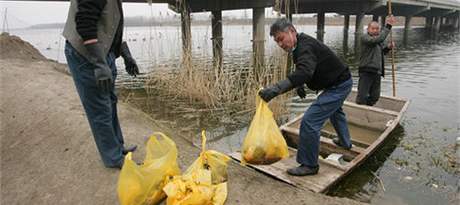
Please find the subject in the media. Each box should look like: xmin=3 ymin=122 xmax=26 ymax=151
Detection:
xmin=4 ymin=0 xmax=458 ymax=29
xmin=0 ymin=1 xmax=279 ymax=28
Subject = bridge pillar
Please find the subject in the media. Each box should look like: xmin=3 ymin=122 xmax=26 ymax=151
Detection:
xmin=180 ymin=0 xmax=192 ymax=69
xmin=403 ymin=16 xmax=412 ymax=46
xmin=355 ymin=12 xmax=365 ymax=56
xmin=372 ymin=15 xmax=379 ymax=22
xmin=425 ymin=16 xmax=433 ymax=30
xmin=287 ymin=12 xmax=293 ymax=73
xmin=435 ymin=17 xmax=442 ymax=30
xmin=381 ymin=16 xmax=386 ymax=29
xmin=287 ymin=12 xmax=293 ymax=22
xmin=458 ymin=13 xmax=460 ymax=31
xmin=253 ymin=7 xmax=265 ymax=79
xmin=211 ymin=10 xmax=223 ymax=71
xmin=317 ymin=11 xmax=325 ymax=42
xmin=343 ymin=15 xmax=350 ymax=54
xmin=432 ymin=16 xmax=441 ymax=36
xmin=454 ymin=12 xmax=460 ymax=31
xmin=404 ymin=16 xmax=412 ymax=32
xmin=446 ymin=17 xmax=452 ymax=26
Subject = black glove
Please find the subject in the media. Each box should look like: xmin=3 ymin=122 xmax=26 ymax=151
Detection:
xmin=85 ymin=42 xmax=112 ymax=92
xmin=296 ymin=85 xmax=306 ymax=99
xmin=259 ymin=79 xmax=293 ymax=102
xmin=120 ymin=41 xmax=140 ymax=77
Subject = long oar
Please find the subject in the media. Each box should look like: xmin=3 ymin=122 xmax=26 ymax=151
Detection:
xmin=387 ymin=0 xmax=397 ymax=97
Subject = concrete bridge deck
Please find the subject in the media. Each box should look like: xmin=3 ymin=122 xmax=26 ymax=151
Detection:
xmin=8 ymin=0 xmax=460 ymax=71
xmin=13 ymin=0 xmax=460 ymax=17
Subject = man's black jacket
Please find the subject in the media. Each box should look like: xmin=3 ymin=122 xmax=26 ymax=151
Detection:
xmin=288 ymin=33 xmax=350 ymax=91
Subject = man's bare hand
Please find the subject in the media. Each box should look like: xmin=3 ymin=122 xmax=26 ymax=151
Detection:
xmin=388 ymin=41 xmax=395 ymax=49
xmin=386 ymin=15 xmax=396 ymax=26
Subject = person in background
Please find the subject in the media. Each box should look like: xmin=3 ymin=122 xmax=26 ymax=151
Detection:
xmin=259 ymin=18 xmax=353 ymax=176
xmin=63 ymin=0 xmax=139 ymax=169
xmin=356 ymin=16 xmax=396 ymax=106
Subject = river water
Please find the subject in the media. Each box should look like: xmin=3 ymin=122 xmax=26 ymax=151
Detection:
xmin=8 ymin=23 xmax=459 ymax=205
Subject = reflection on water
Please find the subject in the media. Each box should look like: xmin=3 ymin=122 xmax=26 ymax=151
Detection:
xmin=9 ymin=24 xmax=460 ymax=205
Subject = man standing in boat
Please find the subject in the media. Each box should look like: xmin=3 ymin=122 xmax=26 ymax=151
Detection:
xmin=63 ymin=0 xmax=139 ymax=168
xmin=356 ymin=16 xmax=396 ymax=106
xmin=259 ymin=18 xmax=353 ymax=176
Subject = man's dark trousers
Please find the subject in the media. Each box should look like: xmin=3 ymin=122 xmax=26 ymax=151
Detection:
xmin=356 ymin=71 xmax=381 ymax=106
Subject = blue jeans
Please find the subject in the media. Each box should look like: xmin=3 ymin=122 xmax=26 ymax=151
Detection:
xmin=296 ymin=78 xmax=353 ymax=168
xmin=64 ymin=42 xmax=124 ymax=167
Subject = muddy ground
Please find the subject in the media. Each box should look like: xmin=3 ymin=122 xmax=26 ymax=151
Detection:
xmin=0 ymin=34 xmax=364 ymax=205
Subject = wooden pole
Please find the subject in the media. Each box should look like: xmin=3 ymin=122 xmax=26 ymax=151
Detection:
xmin=388 ymin=0 xmax=396 ymax=97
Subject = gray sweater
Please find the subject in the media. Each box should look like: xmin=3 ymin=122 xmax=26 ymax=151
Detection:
xmin=359 ymin=25 xmax=392 ymax=76
xmin=63 ymin=0 xmax=122 ymax=61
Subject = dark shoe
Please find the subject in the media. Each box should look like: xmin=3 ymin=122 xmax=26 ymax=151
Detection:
xmin=332 ymin=138 xmax=352 ymax=150
xmin=110 ymin=158 xmax=143 ymax=170
xmin=122 ymin=144 xmax=138 ymax=154
xmin=287 ymin=165 xmax=319 ymax=176
xmin=107 ymin=158 xmax=125 ymax=169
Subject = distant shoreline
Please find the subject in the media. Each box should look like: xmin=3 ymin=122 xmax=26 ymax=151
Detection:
xmin=28 ymin=16 xmax=425 ymax=29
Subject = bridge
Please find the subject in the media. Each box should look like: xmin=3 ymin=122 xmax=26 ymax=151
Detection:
xmin=8 ymin=0 xmax=460 ymax=69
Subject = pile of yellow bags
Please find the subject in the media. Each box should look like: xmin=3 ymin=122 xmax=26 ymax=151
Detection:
xmin=163 ymin=131 xmax=230 ymax=205
xmin=117 ymin=132 xmax=181 ymax=205
xmin=241 ymin=95 xmax=289 ymax=165
xmin=117 ymin=93 xmax=287 ymax=204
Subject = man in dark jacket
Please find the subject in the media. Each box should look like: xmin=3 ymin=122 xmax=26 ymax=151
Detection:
xmin=259 ymin=18 xmax=353 ymax=176
xmin=356 ymin=16 xmax=396 ymax=106
xmin=63 ymin=0 xmax=139 ymax=168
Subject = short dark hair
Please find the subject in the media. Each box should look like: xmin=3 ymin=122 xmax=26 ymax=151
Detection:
xmin=367 ymin=21 xmax=380 ymax=27
xmin=270 ymin=18 xmax=296 ymax=36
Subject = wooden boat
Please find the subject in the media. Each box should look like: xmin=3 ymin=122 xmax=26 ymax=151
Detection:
xmin=230 ymin=90 xmax=409 ymax=193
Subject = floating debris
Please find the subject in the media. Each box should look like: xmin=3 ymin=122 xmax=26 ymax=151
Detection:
xmin=401 ymin=142 xmax=415 ymax=151
xmin=393 ymin=158 xmax=409 ymax=167
xmin=371 ymin=172 xmax=386 ymax=192
xmin=403 ymin=176 xmax=413 ymax=181
xmin=326 ymin=153 xmax=347 ymax=165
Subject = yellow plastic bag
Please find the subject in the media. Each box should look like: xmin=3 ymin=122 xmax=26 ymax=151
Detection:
xmin=241 ymin=95 xmax=289 ymax=165
xmin=185 ymin=131 xmax=231 ymax=184
xmin=163 ymin=131 xmax=230 ymax=205
xmin=118 ymin=132 xmax=181 ymax=205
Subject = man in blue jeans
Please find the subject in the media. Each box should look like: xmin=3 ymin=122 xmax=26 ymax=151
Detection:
xmin=63 ymin=0 xmax=139 ymax=168
xmin=259 ymin=18 xmax=353 ymax=176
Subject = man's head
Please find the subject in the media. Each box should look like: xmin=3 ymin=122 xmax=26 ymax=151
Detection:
xmin=367 ymin=21 xmax=380 ymax=36
xmin=270 ymin=18 xmax=298 ymax=52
